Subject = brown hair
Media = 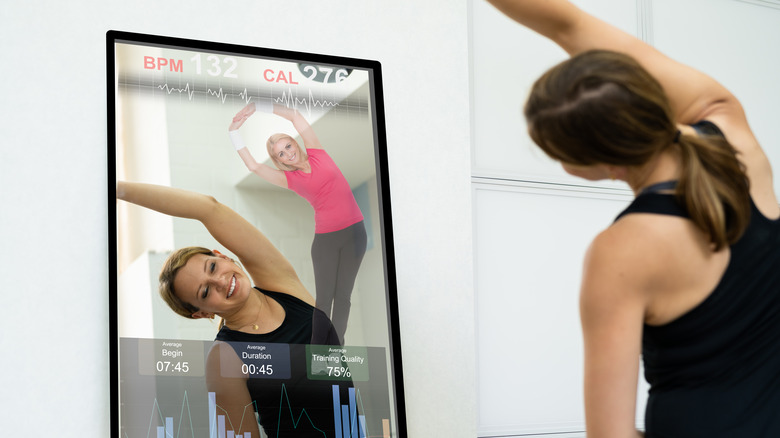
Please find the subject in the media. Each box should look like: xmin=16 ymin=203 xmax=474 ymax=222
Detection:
xmin=158 ymin=246 xmax=215 ymax=318
xmin=524 ymin=49 xmax=750 ymax=250
xmin=266 ymin=133 xmax=308 ymax=171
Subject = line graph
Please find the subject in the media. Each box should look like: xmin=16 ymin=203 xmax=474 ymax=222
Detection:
xmin=123 ymin=383 xmax=390 ymax=438
xmin=153 ymin=83 xmax=342 ymax=117
xmin=156 ymin=83 xmax=253 ymax=105
xmin=117 ymin=73 xmax=354 ymax=108
xmin=116 ymin=71 xmax=371 ymax=121
xmin=273 ymin=88 xmax=340 ymax=115
xmin=272 ymin=384 xmax=329 ymax=438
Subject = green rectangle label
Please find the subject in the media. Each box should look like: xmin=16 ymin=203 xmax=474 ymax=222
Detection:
xmin=306 ymin=345 xmax=369 ymax=381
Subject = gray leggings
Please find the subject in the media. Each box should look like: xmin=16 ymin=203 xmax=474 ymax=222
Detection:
xmin=311 ymin=221 xmax=367 ymax=343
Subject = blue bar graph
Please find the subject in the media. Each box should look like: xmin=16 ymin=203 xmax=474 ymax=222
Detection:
xmin=349 ymin=388 xmax=358 ymax=438
xmin=342 ymin=405 xmax=350 ymax=438
xmin=358 ymin=416 xmax=367 ymax=438
xmin=208 ymin=392 xmax=251 ymax=438
xmin=218 ymin=414 xmax=226 ymax=438
xmin=209 ymin=392 xmax=217 ymax=438
xmin=333 ymin=385 xmax=343 ymax=438
xmin=332 ymin=385 xmax=367 ymax=438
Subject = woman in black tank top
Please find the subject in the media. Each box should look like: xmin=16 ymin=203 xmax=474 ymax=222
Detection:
xmin=487 ymin=0 xmax=780 ymax=436
xmin=117 ymin=181 xmax=342 ymax=438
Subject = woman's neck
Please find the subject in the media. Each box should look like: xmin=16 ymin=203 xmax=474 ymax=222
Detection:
xmin=223 ymin=290 xmax=265 ymax=331
xmin=222 ymin=291 xmax=285 ymax=333
xmin=626 ymin=148 xmax=682 ymax=196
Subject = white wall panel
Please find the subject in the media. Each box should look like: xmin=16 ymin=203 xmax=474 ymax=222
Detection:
xmin=473 ymin=182 xmax=642 ymax=436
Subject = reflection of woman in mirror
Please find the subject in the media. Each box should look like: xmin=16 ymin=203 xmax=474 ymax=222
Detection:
xmin=228 ymin=101 xmax=367 ymax=344
xmin=117 ymin=181 xmax=342 ymax=438
xmin=488 ymin=0 xmax=780 ymax=436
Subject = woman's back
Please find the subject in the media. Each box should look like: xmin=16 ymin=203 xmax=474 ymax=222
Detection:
xmin=618 ymin=189 xmax=780 ymax=436
xmin=594 ymin=122 xmax=780 ymax=434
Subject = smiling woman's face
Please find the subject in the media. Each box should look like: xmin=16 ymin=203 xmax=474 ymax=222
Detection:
xmin=272 ymin=137 xmax=305 ymax=168
xmin=172 ymin=253 xmax=249 ymax=318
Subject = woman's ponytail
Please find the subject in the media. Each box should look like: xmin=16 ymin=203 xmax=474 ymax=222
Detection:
xmin=675 ymin=132 xmax=750 ymax=250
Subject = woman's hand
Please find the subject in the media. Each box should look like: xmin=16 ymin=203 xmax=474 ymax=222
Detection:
xmin=228 ymin=103 xmax=256 ymax=131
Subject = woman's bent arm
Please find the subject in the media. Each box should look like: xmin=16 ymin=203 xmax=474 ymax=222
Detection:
xmin=486 ymin=0 xmax=732 ymax=123
xmin=273 ymin=105 xmax=322 ymax=150
xmin=117 ymin=181 xmax=309 ymax=300
xmin=486 ymin=0 xmax=777 ymax=216
xmin=236 ymin=147 xmax=287 ymax=188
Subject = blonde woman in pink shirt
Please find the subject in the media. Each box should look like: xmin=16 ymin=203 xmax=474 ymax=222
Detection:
xmin=228 ymin=101 xmax=366 ymax=344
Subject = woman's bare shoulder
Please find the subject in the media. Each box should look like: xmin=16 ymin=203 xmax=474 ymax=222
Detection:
xmin=585 ymin=214 xmax=705 ymax=293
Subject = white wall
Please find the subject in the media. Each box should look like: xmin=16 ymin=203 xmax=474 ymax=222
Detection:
xmin=0 ymin=1 xmax=475 ymax=437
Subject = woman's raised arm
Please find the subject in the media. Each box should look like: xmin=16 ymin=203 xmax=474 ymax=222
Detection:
xmin=228 ymin=103 xmax=288 ymax=187
xmin=117 ymin=181 xmax=308 ymax=298
xmin=272 ymin=104 xmax=322 ymax=150
xmin=486 ymin=0 xmax=735 ymax=125
xmin=486 ymin=0 xmax=776 ymax=214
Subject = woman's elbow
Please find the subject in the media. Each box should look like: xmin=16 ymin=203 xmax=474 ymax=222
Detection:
xmin=201 ymin=193 xmax=226 ymax=215
xmin=246 ymin=162 xmax=261 ymax=174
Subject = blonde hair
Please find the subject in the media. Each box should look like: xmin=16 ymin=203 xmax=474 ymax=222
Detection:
xmin=158 ymin=246 xmax=214 ymax=319
xmin=266 ymin=133 xmax=307 ymax=171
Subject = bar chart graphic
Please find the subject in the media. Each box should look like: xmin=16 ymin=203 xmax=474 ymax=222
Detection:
xmin=125 ymin=384 xmax=392 ymax=438
xmin=128 ymin=390 xmax=256 ymax=438
xmin=208 ymin=391 xmax=256 ymax=438
xmin=331 ymin=385 xmax=390 ymax=438
xmin=131 ymin=390 xmax=199 ymax=438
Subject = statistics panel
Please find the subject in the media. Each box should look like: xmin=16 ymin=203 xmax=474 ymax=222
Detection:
xmin=120 ymin=339 xmax=392 ymax=438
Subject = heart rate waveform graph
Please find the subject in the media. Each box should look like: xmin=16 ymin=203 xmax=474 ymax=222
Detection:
xmin=150 ymin=82 xmax=359 ymax=118
xmin=154 ymin=83 xmax=345 ymax=115
xmin=155 ymin=83 xmax=254 ymax=105
xmin=117 ymin=73 xmax=369 ymax=119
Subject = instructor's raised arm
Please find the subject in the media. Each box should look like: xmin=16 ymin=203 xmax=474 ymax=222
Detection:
xmin=116 ymin=181 xmax=305 ymax=296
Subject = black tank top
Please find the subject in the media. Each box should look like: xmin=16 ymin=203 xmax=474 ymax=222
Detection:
xmin=214 ymin=289 xmax=345 ymax=437
xmin=215 ymin=288 xmax=340 ymax=345
xmin=615 ymin=124 xmax=780 ymax=436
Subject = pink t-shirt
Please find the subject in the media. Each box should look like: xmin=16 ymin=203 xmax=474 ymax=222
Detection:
xmin=285 ymin=148 xmax=364 ymax=233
